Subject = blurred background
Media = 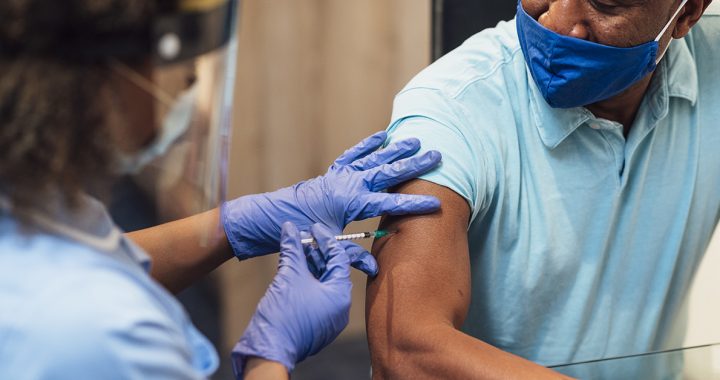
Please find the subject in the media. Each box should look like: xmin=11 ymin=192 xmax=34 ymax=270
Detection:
xmin=176 ymin=1 xmax=720 ymax=379
xmin=213 ymin=1 xmax=432 ymax=378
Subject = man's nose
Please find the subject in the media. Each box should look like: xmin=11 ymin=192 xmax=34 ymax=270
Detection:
xmin=539 ymin=0 xmax=591 ymax=40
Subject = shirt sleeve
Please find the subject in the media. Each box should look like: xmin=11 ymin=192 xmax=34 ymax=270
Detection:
xmin=14 ymin=269 xmax=207 ymax=380
xmin=386 ymin=87 xmax=496 ymax=223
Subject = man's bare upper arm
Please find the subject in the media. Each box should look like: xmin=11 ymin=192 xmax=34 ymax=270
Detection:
xmin=365 ymin=180 xmax=576 ymax=379
xmin=366 ymin=179 xmax=471 ymax=350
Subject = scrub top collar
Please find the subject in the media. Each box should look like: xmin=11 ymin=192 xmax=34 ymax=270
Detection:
xmin=529 ymin=37 xmax=699 ymax=150
xmin=1 ymin=192 xmax=152 ymax=270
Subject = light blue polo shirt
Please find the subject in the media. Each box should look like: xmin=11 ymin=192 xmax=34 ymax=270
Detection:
xmin=386 ymin=12 xmax=720 ymax=367
xmin=0 ymin=196 xmax=218 ymax=379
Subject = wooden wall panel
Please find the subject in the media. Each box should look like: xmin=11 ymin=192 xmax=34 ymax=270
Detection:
xmin=220 ymin=0 xmax=431 ymax=352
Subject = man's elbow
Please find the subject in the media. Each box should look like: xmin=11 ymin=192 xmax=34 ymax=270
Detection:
xmin=368 ymin=321 xmax=449 ymax=379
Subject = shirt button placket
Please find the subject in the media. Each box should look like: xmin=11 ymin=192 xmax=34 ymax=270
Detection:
xmin=592 ymin=121 xmax=626 ymax=185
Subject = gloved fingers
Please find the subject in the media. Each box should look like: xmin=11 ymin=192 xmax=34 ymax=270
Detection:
xmin=341 ymin=241 xmax=379 ymax=277
xmin=365 ymin=150 xmax=442 ymax=192
xmin=278 ymin=222 xmax=310 ymax=274
xmin=311 ymin=224 xmax=352 ymax=283
xmin=306 ymin=246 xmax=327 ymax=279
xmin=348 ymin=138 xmax=420 ymax=171
xmin=354 ymin=192 xmax=441 ymax=220
xmin=300 ymin=230 xmax=328 ymax=278
xmin=331 ymin=131 xmax=387 ymax=168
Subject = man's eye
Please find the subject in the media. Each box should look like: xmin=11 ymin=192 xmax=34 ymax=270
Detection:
xmin=591 ymin=1 xmax=622 ymax=15
xmin=590 ymin=0 xmax=621 ymax=12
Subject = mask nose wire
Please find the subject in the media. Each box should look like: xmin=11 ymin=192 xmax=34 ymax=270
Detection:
xmin=108 ymin=59 xmax=176 ymax=109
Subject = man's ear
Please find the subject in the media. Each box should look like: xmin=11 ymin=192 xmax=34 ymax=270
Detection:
xmin=673 ymin=0 xmax=712 ymax=38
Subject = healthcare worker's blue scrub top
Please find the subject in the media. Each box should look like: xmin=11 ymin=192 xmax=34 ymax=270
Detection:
xmin=0 ymin=195 xmax=219 ymax=379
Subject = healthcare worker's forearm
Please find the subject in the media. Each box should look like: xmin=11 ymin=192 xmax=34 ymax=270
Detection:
xmin=243 ymin=358 xmax=289 ymax=380
xmin=127 ymin=208 xmax=234 ymax=293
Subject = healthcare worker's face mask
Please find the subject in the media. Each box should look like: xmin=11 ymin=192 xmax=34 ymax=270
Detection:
xmin=516 ymin=0 xmax=688 ymax=108
xmin=111 ymin=61 xmax=198 ymax=175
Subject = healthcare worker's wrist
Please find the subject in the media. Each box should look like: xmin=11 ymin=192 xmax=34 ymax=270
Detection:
xmin=242 ymin=358 xmax=289 ymax=380
xmin=221 ymin=192 xmax=283 ymax=260
xmin=231 ymin=339 xmax=297 ymax=378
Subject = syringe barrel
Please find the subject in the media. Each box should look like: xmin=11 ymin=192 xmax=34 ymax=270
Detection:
xmin=334 ymin=232 xmax=372 ymax=241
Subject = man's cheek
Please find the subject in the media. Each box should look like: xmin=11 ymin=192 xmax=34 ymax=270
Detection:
xmin=593 ymin=15 xmax=653 ymax=47
xmin=522 ymin=0 xmax=550 ymax=20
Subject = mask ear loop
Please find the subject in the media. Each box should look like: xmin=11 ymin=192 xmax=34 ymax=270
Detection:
xmin=654 ymin=0 xmax=689 ymax=63
xmin=108 ymin=59 xmax=176 ymax=108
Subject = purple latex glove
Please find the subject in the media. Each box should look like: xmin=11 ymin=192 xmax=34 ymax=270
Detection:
xmin=231 ymin=222 xmax=354 ymax=376
xmin=222 ymin=131 xmax=441 ymax=276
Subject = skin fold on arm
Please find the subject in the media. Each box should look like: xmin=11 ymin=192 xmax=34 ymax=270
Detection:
xmin=366 ymin=179 xmax=573 ymax=379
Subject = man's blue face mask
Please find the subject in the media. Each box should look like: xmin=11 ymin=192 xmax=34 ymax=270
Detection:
xmin=516 ymin=0 xmax=688 ymax=108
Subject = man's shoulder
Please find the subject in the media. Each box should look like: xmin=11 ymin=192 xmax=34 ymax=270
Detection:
xmin=705 ymin=1 xmax=720 ymax=16
xmin=687 ymin=7 xmax=720 ymax=59
xmin=401 ymin=18 xmax=523 ymax=100
xmin=682 ymin=8 xmax=720 ymax=108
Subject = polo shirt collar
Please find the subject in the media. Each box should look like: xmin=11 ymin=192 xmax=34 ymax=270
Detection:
xmin=528 ymin=37 xmax=698 ymax=150
xmin=664 ymin=37 xmax=698 ymax=105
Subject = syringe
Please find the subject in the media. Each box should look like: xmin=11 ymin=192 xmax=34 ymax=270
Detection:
xmin=301 ymin=230 xmax=396 ymax=246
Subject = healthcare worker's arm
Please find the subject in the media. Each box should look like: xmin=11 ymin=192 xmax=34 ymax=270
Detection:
xmin=366 ymin=180 xmax=574 ymax=380
xmin=127 ymin=208 xmax=232 ymax=293
xmin=129 ymin=132 xmax=442 ymax=293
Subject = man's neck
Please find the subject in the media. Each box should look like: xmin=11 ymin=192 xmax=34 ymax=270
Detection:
xmin=585 ymin=73 xmax=654 ymax=136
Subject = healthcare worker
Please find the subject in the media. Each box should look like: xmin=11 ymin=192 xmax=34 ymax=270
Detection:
xmin=0 ymin=1 xmax=442 ymax=379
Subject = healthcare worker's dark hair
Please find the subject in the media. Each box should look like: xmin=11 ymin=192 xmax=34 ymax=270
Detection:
xmin=0 ymin=0 xmax=167 ymax=215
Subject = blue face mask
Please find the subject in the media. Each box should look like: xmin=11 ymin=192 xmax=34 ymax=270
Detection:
xmin=516 ymin=0 xmax=687 ymax=108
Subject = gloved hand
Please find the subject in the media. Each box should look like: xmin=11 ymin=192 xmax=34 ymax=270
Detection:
xmin=222 ymin=131 xmax=441 ymax=276
xmin=231 ymin=222 xmax=354 ymax=376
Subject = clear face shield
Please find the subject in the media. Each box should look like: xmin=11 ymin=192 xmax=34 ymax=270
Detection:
xmin=108 ymin=0 xmax=238 ymax=240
